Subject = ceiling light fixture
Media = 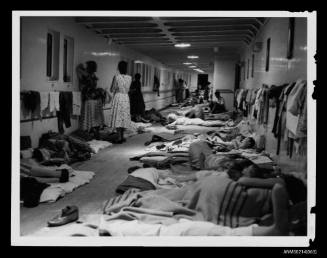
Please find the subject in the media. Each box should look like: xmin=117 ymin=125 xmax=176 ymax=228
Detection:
xmin=175 ymin=43 xmax=191 ymax=48
xmin=183 ymin=62 xmax=192 ymax=65
xmin=189 ymin=66 xmax=196 ymax=68
xmin=194 ymin=68 xmax=205 ymax=73
xmin=134 ymin=60 xmax=144 ymax=64
xmin=187 ymin=55 xmax=199 ymax=59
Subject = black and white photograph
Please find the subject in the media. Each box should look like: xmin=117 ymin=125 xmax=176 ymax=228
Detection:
xmin=11 ymin=10 xmax=317 ymax=248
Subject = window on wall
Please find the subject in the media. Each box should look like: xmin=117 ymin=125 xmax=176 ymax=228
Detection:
xmin=63 ymin=36 xmax=74 ymax=83
xmin=46 ymin=29 xmax=60 ymax=81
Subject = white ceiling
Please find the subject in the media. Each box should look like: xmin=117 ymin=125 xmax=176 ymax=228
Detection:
xmin=75 ymin=16 xmax=266 ymax=73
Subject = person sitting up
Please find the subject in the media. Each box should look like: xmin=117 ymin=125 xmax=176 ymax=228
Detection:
xmin=209 ymin=90 xmax=226 ymax=114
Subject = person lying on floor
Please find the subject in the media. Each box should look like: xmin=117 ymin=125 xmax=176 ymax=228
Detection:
xmin=130 ymin=135 xmax=255 ymax=170
xmin=208 ymin=135 xmax=256 ymax=152
xmin=170 ymin=158 xmax=274 ymax=183
xmin=104 ymin=163 xmax=291 ymax=236
xmin=21 ymin=160 xmax=73 ymax=183
xmin=188 ymin=139 xmax=256 ymax=170
xmin=178 ymin=104 xmax=205 ymax=119
xmin=166 ymin=113 xmax=232 ymax=127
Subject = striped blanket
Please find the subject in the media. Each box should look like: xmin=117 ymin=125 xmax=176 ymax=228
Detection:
xmin=103 ymin=174 xmax=271 ymax=228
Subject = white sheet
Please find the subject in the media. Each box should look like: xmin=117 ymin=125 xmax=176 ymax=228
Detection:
xmin=39 ymin=170 xmax=95 ymax=203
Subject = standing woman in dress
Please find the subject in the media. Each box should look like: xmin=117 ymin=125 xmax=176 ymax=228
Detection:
xmin=107 ymin=61 xmax=132 ymax=143
xmin=129 ymin=73 xmax=146 ymax=122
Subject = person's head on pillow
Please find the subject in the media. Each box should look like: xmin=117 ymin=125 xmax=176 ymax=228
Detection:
xmin=227 ymin=159 xmax=262 ymax=181
xmin=167 ymin=113 xmax=178 ymax=123
xmin=239 ymin=137 xmax=256 ymax=149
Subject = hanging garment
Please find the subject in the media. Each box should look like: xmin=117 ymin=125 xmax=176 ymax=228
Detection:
xmin=241 ymin=89 xmax=249 ymax=115
xmin=286 ymin=80 xmax=307 ymax=137
xmin=72 ymin=91 xmax=82 ymax=116
xmin=269 ymin=84 xmax=288 ymax=137
xmin=40 ymin=92 xmax=50 ymax=114
xmin=262 ymin=87 xmax=270 ymax=125
xmin=287 ymin=80 xmax=307 ymax=137
xmin=236 ymin=89 xmax=244 ymax=109
xmin=57 ymin=92 xmax=73 ymax=134
xmin=252 ymin=87 xmax=262 ymax=119
xmin=49 ymin=91 xmax=60 ymax=113
xmin=275 ymin=82 xmax=296 ymax=155
xmin=21 ymin=91 xmax=41 ymax=119
xmin=234 ymin=89 xmax=240 ymax=109
xmin=107 ymin=74 xmax=132 ymax=130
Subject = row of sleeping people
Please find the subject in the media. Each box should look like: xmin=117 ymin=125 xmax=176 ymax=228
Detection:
xmin=101 ymin=118 xmax=306 ymax=236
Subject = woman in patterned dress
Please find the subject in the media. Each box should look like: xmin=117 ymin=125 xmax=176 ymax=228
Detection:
xmin=77 ymin=61 xmax=105 ymax=134
xmin=107 ymin=61 xmax=132 ymax=143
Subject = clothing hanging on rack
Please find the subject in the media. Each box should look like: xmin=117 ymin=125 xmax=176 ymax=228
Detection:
xmin=72 ymin=91 xmax=82 ymax=116
xmin=40 ymin=92 xmax=50 ymax=115
xmin=57 ymin=91 xmax=73 ymax=134
xmin=269 ymin=84 xmax=288 ymax=137
xmin=49 ymin=91 xmax=60 ymax=113
xmin=21 ymin=91 xmax=41 ymax=119
xmin=275 ymin=82 xmax=296 ymax=155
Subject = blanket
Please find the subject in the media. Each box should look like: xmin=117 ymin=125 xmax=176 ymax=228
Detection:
xmin=39 ymin=169 xmax=95 ymax=203
xmin=103 ymin=174 xmax=268 ymax=228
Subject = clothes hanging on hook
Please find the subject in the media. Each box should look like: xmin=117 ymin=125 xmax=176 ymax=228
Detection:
xmin=49 ymin=91 xmax=60 ymax=113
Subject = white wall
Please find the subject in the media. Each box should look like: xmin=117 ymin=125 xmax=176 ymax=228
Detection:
xmin=239 ymin=17 xmax=307 ymax=173
xmin=240 ymin=17 xmax=307 ymax=89
xmin=20 ymin=17 xmax=195 ymax=147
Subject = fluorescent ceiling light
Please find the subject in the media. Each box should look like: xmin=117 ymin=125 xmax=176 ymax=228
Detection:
xmin=189 ymin=66 xmax=196 ymax=68
xmin=183 ymin=62 xmax=192 ymax=65
xmin=175 ymin=43 xmax=191 ymax=48
xmin=187 ymin=55 xmax=199 ymax=59
xmin=194 ymin=68 xmax=205 ymax=73
xmin=134 ymin=60 xmax=144 ymax=64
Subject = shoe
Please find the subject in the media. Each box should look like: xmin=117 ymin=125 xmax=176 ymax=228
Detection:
xmin=47 ymin=206 xmax=79 ymax=227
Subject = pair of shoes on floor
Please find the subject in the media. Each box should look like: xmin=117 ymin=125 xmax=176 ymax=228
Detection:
xmin=48 ymin=205 xmax=79 ymax=227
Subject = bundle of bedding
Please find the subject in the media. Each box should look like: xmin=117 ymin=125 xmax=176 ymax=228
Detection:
xmin=101 ymin=173 xmax=269 ymax=236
